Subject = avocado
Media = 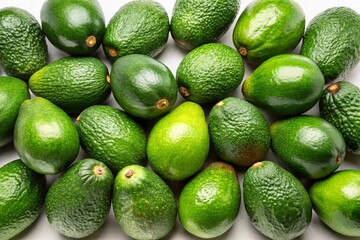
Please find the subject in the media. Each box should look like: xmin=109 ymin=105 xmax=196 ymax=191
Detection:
xmin=112 ymin=164 xmax=177 ymax=240
xmin=176 ymin=43 xmax=244 ymax=104
xmin=242 ymin=54 xmax=325 ymax=116
xmin=29 ymin=57 xmax=110 ymax=114
xmin=14 ymin=97 xmax=80 ymax=175
xmin=103 ymin=0 xmax=169 ymax=62
xmin=147 ymin=101 xmax=209 ymax=181
xmin=0 ymin=7 xmax=48 ymax=80
xmin=232 ymin=0 xmax=305 ymax=65
xmin=170 ymin=0 xmax=240 ymax=50
xmin=208 ymin=97 xmax=270 ymax=167
xmin=244 ymin=161 xmax=312 ymax=240
xmin=45 ymin=158 xmax=113 ymax=238
xmin=75 ymin=105 xmax=147 ymax=174
xmin=0 ymin=76 xmax=30 ymax=147
xmin=110 ymin=54 xmax=177 ymax=120
xmin=0 ymin=159 xmax=46 ymax=240
xmin=301 ymin=7 xmax=360 ymax=82
xmin=271 ymin=115 xmax=346 ymax=179
xmin=40 ymin=0 xmax=105 ymax=56
xmin=178 ymin=162 xmax=241 ymax=238
xmin=309 ymin=170 xmax=360 ymax=237
xmin=320 ymin=81 xmax=360 ymax=154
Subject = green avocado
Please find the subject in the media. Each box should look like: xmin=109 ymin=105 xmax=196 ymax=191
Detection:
xmin=103 ymin=0 xmax=169 ymax=61
xmin=233 ymin=0 xmax=305 ymax=65
xmin=14 ymin=97 xmax=80 ymax=175
xmin=0 ymin=7 xmax=48 ymax=80
xmin=170 ymin=0 xmax=240 ymax=50
xmin=29 ymin=57 xmax=110 ymax=114
xmin=319 ymin=81 xmax=360 ymax=154
xmin=110 ymin=54 xmax=177 ymax=120
xmin=270 ymin=115 xmax=346 ymax=179
xmin=0 ymin=76 xmax=30 ymax=147
xmin=208 ymin=97 xmax=270 ymax=166
xmin=113 ymin=165 xmax=177 ymax=240
xmin=41 ymin=0 xmax=105 ymax=55
xmin=242 ymin=54 xmax=324 ymax=116
xmin=75 ymin=105 xmax=147 ymax=174
xmin=244 ymin=161 xmax=312 ymax=240
xmin=0 ymin=159 xmax=46 ymax=240
xmin=45 ymin=158 xmax=113 ymax=238
xmin=301 ymin=7 xmax=360 ymax=82
xmin=178 ymin=162 xmax=241 ymax=238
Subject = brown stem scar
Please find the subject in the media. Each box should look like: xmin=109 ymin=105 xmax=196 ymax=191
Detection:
xmin=125 ymin=170 xmax=134 ymax=178
xmin=86 ymin=36 xmax=97 ymax=48
xmin=179 ymin=86 xmax=190 ymax=97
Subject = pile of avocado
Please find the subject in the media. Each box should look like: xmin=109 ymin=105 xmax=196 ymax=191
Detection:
xmin=1 ymin=0 xmax=360 ymax=239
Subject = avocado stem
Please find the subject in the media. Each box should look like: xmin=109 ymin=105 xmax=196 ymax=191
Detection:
xmin=156 ymin=98 xmax=169 ymax=110
xmin=109 ymin=48 xmax=118 ymax=58
xmin=106 ymin=75 xmax=110 ymax=85
xmin=251 ymin=162 xmax=263 ymax=168
xmin=239 ymin=46 xmax=248 ymax=57
xmin=336 ymin=154 xmax=343 ymax=164
xmin=86 ymin=36 xmax=97 ymax=48
xmin=75 ymin=114 xmax=81 ymax=123
xmin=327 ymin=83 xmax=340 ymax=93
xmin=125 ymin=170 xmax=134 ymax=178
xmin=179 ymin=86 xmax=190 ymax=98
xmin=94 ymin=166 xmax=105 ymax=176
xmin=216 ymin=101 xmax=224 ymax=107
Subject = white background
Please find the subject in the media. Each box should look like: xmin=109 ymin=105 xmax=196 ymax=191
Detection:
xmin=1 ymin=0 xmax=360 ymax=239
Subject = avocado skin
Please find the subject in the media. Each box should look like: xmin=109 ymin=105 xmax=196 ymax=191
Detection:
xmin=209 ymin=97 xmax=270 ymax=167
xmin=103 ymin=0 xmax=169 ymax=62
xmin=45 ymin=158 xmax=113 ymax=238
xmin=0 ymin=7 xmax=48 ymax=80
xmin=320 ymin=81 xmax=360 ymax=154
xmin=113 ymin=165 xmax=177 ymax=240
xmin=110 ymin=54 xmax=177 ymax=120
xmin=14 ymin=97 xmax=80 ymax=175
xmin=178 ymin=162 xmax=241 ymax=238
xmin=301 ymin=7 xmax=360 ymax=82
xmin=0 ymin=159 xmax=46 ymax=240
xmin=75 ymin=105 xmax=147 ymax=174
xmin=232 ymin=0 xmax=305 ymax=65
xmin=244 ymin=161 xmax=312 ymax=240
xmin=29 ymin=57 xmax=110 ymax=114
xmin=0 ymin=76 xmax=30 ymax=147
xmin=41 ymin=0 xmax=105 ymax=56
xmin=171 ymin=0 xmax=240 ymax=51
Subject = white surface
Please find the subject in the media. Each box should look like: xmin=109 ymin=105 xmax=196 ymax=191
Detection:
xmin=1 ymin=0 xmax=360 ymax=239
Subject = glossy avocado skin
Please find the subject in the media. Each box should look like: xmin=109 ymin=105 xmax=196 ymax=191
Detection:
xmin=41 ymin=0 xmax=105 ymax=55
xmin=0 ymin=76 xmax=30 ymax=147
xmin=320 ymin=82 xmax=360 ymax=154
xmin=0 ymin=7 xmax=48 ymax=80
xmin=0 ymin=160 xmax=46 ymax=240
xmin=233 ymin=0 xmax=305 ymax=65
xmin=301 ymin=7 xmax=360 ymax=82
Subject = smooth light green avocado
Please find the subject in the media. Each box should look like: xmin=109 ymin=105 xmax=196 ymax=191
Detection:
xmin=75 ymin=105 xmax=147 ymax=174
xmin=301 ymin=7 xmax=360 ymax=82
xmin=270 ymin=115 xmax=346 ymax=179
xmin=171 ymin=0 xmax=240 ymax=50
xmin=113 ymin=165 xmax=177 ymax=240
xmin=242 ymin=54 xmax=324 ymax=116
xmin=0 ymin=159 xmax=46 ymax=240
xmin=208 ymin=97 xmax=270 ymax=166
xmin=244 ymin=161 xmax=312 ymax=240
xmin=14 ymin=97 xmax=80 ymax=175
xmin=103 ymin=0 xmax=169 ymax=62
xmin=178 ymin=162 xmax=241 ymax=238
xmin=110 ymin=54 xmax=177 ymax=120
xmin=41 ymin=0 xmax=105 ymax=55
xmin=147 ymin=101 xmax=209 ymax=181
xmin=0 ymin=76 xmax=30 ymax=147
xmin=45 ymin=158 xmax=113 ymax=238
xmin=320 ymin=82 xmax=360 ymax=154
xmin=29 ymin=57 xmax=110 ymax=114
xmin=0 ymin=7 xmax=48 ymax=80
xmin=309 ymin=170 xmax=360 ymax=237
xmin=176 ymin=43 xmax=244 ymax=104
xmin=233 ymin=0 xmax=305 ymax=65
